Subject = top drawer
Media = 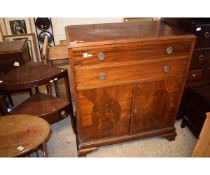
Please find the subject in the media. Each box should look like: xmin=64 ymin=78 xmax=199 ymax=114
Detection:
xmin=71 ymin=40 xmax=192 ymax=66
xmin=193 ymin=25 xmax=210 ymax=48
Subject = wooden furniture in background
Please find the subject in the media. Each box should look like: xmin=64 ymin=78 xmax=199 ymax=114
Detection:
xmin=0 ymin=114 xmax=51 ymax=157
xmin=48 ymin=44 xmax=72 ymax=99
xmin=0 ymin=40 xmax=31 ymax=75
xmin=48 ymin=45 xmax=69 ymax=66
xmin=0 ymin=62 xmax=75 ymax=129
xmin=185 ymin=85 xmax=210 ymax=137
xmin=192 ymin=112 xmax=210 ymax=157
xmin=0 ymin=40 xmax=32 ymax=114
xmin=66 ymin=21 xmax=195 ymax=156
xmin=124 ymin=17 xmax=154 ymax=22
xmin=162 ymin=18 xmax=210 ymax=136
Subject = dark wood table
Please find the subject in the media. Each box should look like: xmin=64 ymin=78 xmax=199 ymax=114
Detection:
xmin=0 ymin=62 xmax=76 ymax=133
xmin=0 ymin=114 xmax=51 ymax=157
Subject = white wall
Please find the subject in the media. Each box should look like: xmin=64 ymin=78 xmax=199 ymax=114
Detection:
xmin=51 ymin=18 xmax=123 ymax=45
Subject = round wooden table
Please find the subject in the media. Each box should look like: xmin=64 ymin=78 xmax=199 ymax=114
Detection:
xmin=0 ymin=114 xmax=51 ymax=157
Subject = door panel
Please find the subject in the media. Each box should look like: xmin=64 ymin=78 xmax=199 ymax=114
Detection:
xmin=131 ymin=78 xmax=183 ymax=134
xmin=77 ymin=85 xmax=133 ymax=141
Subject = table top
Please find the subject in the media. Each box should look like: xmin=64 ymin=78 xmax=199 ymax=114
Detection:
xmin=0 ymin=61 xmax=68 ymax=91
xmin=66 ymin=21 xmax=195 ymax=48
xmin=0 ymin=114 xmax=51 ymax=157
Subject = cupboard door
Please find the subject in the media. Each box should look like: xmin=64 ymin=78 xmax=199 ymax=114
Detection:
xmin=77 ymin=85 xmax=133 ymax=141
xmin=131 ymin=78 xmax=183 ymax=134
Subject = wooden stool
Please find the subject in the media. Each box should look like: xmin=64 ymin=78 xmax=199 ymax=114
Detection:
xmin=0 ymin=114 xmax=51 ymax=157
xmin=181 ymin=85 xmax=210 ymax=137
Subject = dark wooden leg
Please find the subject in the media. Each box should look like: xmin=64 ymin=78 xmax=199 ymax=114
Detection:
xmin=160 ymin=131 xmax=177 ymax=141
xmin=181 ymin=118 xmax=187 ymax=128
xmin=78 ymin=147 xmax=98 ymax=157
xmin=41 ymin=142 xmax=48 ymax=157
xmin=35 ymin=87 xmax=39 ymax=93
xmin=54 ymin=81 xmax=60 ymax=97
xmin=46 ymin=84 xmax=52 ymax=95
xmin=7 ymin=94 xmax=14 ymax=107
xmin=0 ymin=95 xmax=8 ymax=115
xmin=29 ymin=88 xmax=33 ymax=96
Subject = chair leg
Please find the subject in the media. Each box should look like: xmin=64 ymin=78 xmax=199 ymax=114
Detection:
xmin=41 ymin=142 xmax=48 ymax=157
xmin=53 ymin=81 xmax=60 ymax=97
xmin=29 ymin=88 xmax=33 ymax=96
xmin=46 ymin=84 xmax=53 ymax=96
xmin=0 ymin=95 xmax=8 ymax=115
xmin=7 ymin=94 xmax=14 ymax=107
xmin=35 ymin=87 xmax=39 ymax=93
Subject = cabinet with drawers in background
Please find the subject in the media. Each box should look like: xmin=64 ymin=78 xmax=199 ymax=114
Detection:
xmin=163 ymin=18 xmax=210 ymax=137
xmin=66 ymin=21 xmax=195 ymax=156
xmin=0 ymin=40 xmax=31 ymax=75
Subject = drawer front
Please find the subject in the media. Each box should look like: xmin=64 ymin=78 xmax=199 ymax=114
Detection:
xmin=190 ymin=48 xmax=210 ymax=69
xmin=72 ymin=40 xmax=192 ymax=66
xmin=187 ymin=69 xmax=204 ymax=82
xmin=204 ymin=68 xmax=210 ymax=79
xmin=75 ymin=58 xmax=188 ymax=90
xmin=194 ymin=25 xmax=210 ymax=48
xmin=0 ymin=53 xmax=24 ymax=75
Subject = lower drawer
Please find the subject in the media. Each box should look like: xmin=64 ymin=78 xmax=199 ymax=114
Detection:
xmin=75 ymin=58 xmax=188 ymax=90
xmin=187 ymin=69 xmax=204 ymax=82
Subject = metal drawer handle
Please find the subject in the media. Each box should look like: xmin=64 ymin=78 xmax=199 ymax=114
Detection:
xmin=98 ymin=73 xmax=106 ymax=80
xmin=166 ymin=47 xmax=173 ymax=55
xmin=162 ymin=65 xmax=170 ymax=73
xmin=198 ymin=54 xmax=204 ymax=61
xmin=98 ymin=52 xmax=106 ymax=61
xmin=205 ymin=32 xmax=209 ymax=38
xmin=192 ymin=73 xmax=196 ymax=78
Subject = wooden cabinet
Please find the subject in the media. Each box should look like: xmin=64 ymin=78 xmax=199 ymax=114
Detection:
xmin=0 ymin=40 xmax=31 ymax=75
xmin=66 ymin=21 xmax=195 ymax=156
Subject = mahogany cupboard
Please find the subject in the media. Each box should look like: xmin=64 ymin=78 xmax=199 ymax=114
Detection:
xmin=66 ymin=21 xmax=195 ymax=156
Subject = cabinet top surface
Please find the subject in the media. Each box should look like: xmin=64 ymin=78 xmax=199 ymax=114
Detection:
xmin=66 ymin=21 xmax=195 ymax=47
xmin=0 ymin=40 xmax=26 ymax=53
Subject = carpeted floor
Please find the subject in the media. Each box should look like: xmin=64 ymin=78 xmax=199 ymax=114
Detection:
xmin=11 ymin=92 xmax=197 ymax=157
xmin=47 ymin=116 xmax=197 ymax=157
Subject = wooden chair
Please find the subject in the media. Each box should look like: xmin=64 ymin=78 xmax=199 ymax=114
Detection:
xmin=42 ymin=36 xmax=59 ymax=97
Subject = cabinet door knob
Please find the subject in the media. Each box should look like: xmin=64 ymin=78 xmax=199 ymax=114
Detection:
xmin=205 ymin=32 xmax=210 ymax=38
xmin=162 ymin=65 xmax=170 ymax=73
xmin=98 ymin=52 xmax=106 ymax=61
xmin=98 ymin=73 xmax=106 ymax=80
xmin=192 ymin=73 xmax=196 ymax=78
xmin=198 ymin=54 xmax=204 ymax=62
xmin=166 ymin=47 xmax=173 ymax=55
